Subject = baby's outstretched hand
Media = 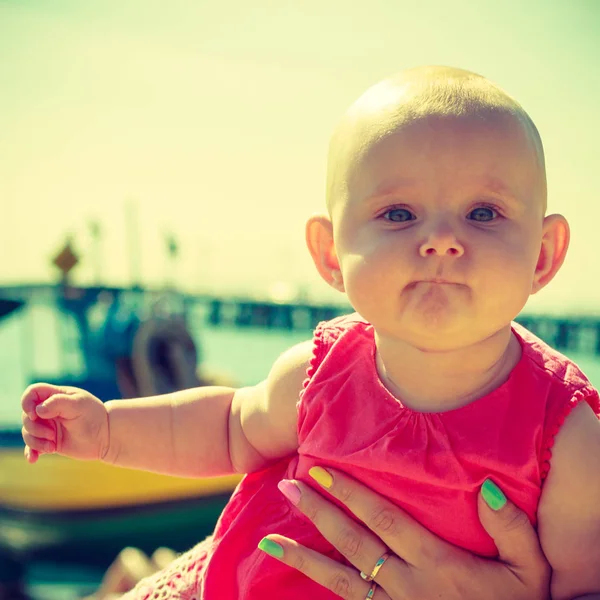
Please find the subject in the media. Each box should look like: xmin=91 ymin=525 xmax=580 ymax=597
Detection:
xmin=21 ymin=383 xmax=109 ymax=464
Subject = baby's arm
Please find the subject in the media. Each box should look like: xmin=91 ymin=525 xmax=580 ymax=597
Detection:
xmin=229 ymin=340 xmax=313 ymax=473
xmin=536 ymin=400 xmax=600 ymax=600
xmin=103 ymin=340 xmax=312 ymax=477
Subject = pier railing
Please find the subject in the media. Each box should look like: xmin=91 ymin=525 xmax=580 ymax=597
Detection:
xmin=2 ymin=284 xmax=599 ymax=356
xmin=202 ymin=298 xmax=600 ymax=355
xmin=514 ymin=315 xmax=600 ymax=356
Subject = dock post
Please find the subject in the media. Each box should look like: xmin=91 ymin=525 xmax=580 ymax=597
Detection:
xmin=555 ymin=321 xmax=570 ymax=350
xmin=208 ymin=300 xmax=222 ymax=326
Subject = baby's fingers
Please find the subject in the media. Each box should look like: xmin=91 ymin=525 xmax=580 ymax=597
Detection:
xmin=22 ymin=411 xmax=56 ymax=463
xmin=22 ymin=412 xmax=56 ymax=442
xmin=21 ymin=383 xmax=65 ymax=421
xmin=35 ymin=392 xmax=84 ymax=420
xmin=21 ymin=428 xmax=55 ymax=455
xmin=24 ymin=446 xmax=40 ymax=464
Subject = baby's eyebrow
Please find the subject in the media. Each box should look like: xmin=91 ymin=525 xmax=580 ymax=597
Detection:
xmin=371 ymin=178 xmax=419 ymax=197
xmin=361 ymin=179 xmax=419 ymax=205
xmin=479 ymin=177 xmax=521 ymax=204
xmin=365 ymin=176 xmax=522 ymax=206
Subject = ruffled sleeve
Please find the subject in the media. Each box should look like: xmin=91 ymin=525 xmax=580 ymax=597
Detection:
xmin=296 ymin=317 xmax=349 ymax=438
xmin=301 ymin=321 xmax=326 ymax=393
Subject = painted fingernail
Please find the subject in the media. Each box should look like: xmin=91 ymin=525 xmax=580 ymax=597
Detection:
xmin=278 ymin=479 xmax=301 ymax=505
xmin=309 ymin=466 xmax=333 ymax=489
xmin=481 ymin=479 xmax=507 ymax=510
xmin=258 ymin=537 xmax=284 ymax=558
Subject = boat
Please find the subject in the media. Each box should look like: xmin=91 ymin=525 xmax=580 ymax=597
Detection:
xmin=0 ymin=280 xmax=241 ymax=583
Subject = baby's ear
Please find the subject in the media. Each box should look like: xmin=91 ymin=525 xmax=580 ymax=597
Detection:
xmin=305 ymin=215 xmax=345 ymax=292
xmin=531 ymin=213 xmax=570 ymax=294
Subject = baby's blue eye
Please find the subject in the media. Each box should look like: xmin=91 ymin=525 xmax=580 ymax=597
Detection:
xmin=469 ymin=206 xmax=497 ymax=222
xmin=383 ymin=208 xmax=414 ymax=222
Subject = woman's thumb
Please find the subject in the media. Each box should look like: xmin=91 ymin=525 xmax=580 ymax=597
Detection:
xmin=477 ymin=479 xmax=544 ymax=568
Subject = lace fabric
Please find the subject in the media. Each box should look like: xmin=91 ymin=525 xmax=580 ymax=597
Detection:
xmin=121 ymin=538 xmax=211 ymax=600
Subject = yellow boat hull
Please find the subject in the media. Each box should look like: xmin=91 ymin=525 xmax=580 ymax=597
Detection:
xmin=1 ymin=448 xmax=241 ymax=511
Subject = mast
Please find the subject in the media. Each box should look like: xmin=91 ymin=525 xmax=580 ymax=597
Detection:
xmin=88 ymin=220 xmax=103 ymax=286
xmin=126 ymin=199 xmax=142 ymax=289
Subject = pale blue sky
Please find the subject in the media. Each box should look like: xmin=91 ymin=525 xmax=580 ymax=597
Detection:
xmin=1 ymin=0 xmax=599 ymax=313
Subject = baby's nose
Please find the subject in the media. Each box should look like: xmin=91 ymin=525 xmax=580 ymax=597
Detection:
xmin=418 ymin=222 xmax=465 ymax=257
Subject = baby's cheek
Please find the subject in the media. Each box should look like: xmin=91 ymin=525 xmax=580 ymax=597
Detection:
xmin=342 ymin=257 xmax=398 ymax=317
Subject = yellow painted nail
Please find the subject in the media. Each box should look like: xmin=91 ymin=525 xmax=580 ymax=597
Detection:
xmin=309 ymin=466 xmax=333 ymax=488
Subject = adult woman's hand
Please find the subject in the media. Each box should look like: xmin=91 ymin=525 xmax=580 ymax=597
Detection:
xmin=259 ymin=467 xmax=551 ymax=600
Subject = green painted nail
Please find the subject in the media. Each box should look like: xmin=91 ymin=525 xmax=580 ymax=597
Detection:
xmin=258 ymin=537 xmax=284 ymax=558
xmin=481 ymin=479 xmax=507 ymax=510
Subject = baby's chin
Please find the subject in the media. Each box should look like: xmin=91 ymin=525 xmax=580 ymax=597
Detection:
xmin=405 ymin=328 xmax=474 ymax=354
xmin=380 ymin=312 xmax=482 ymax=352
xmin=404 ymin=299 xmax=469 ymax=333
xmin=395 ymin=312 xmax=515 ymax=354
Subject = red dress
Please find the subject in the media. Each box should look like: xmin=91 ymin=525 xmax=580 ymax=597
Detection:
xmin=124 ymin=314 xmax=600 ymax=599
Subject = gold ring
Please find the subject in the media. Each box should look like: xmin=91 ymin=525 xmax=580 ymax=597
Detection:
xmin=360 ymin=551 xmax=390 ymax=582
xmin=364 ymin=581 xmax=377 ymax=599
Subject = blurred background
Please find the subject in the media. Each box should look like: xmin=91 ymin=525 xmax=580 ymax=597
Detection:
xmin=1 ymin=0 xmax=599 ymax=597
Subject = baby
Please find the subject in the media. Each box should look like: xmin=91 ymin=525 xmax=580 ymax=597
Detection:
xmin=21 ymin=66 xmax=600 ymax=600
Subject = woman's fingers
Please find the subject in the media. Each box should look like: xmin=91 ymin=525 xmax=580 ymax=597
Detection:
xmin=477 ymin=481 xmax=550 ymax=580
xmin=271 ymin=470 xmax=551 ymax=600
xmin=259 ymin=535 xmax=392 ymax=600
xmin=277 ymin=479 xmax=410 ymax=594
xmin=279 ymin=479 xmax=387 ymax=566
xmin=306 ymin=467 xmax=447 ymax=566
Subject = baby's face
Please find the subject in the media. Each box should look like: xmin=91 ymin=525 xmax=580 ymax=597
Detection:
xmin=330 ymin=112 xmax=547 ymax=349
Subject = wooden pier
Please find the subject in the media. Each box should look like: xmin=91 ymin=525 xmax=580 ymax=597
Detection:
xmin=515 ymin=315 xmax=600 ymax=356
xmin=2 ymin=284 xmax=600 ymax=356
xmin=201 ymin=298 xmax=600 ymax=356
xmin=205 ymin=298 xmax=343 ymax=331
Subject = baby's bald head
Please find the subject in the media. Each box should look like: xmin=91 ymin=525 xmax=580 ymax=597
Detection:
xmin=326 ymin=66 xmax=547 ymax=217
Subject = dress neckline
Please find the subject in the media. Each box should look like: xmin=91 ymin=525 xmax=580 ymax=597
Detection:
xmin=365 ymin=322 xmax=528 ymax=417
